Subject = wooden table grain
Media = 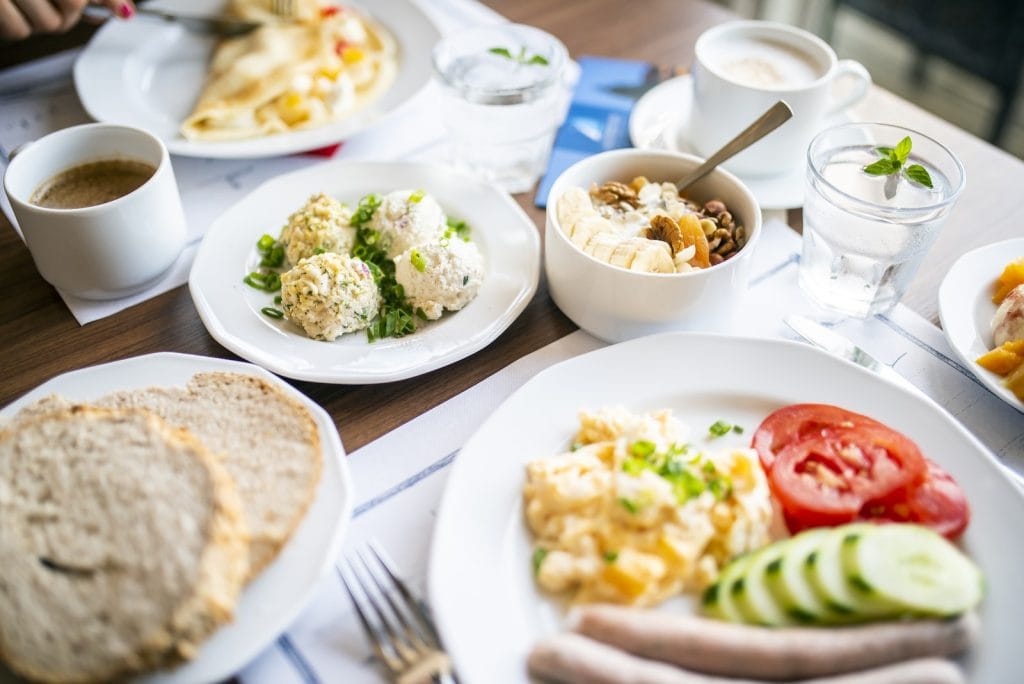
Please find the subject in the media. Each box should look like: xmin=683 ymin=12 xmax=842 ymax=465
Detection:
xmin=1 ymin=0 xmax=1022 ymax=455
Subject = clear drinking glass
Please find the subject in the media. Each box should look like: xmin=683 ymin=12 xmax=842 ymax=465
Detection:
xmin=799 ymin=122 xmax=965 ymax=317
xmin=432 ymin=24 xmax=569 ymax=194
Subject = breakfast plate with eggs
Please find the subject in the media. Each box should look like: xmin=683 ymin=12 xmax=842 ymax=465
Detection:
xmin=74 ymin=0 xmax=439 ymax=158
xmin=429 ymin=332 xmax=1024 ymax=684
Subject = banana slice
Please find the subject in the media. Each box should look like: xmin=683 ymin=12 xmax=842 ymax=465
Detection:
xmin=570 ymin=215 xmax=614 ymax=249
xmin=631 ymin=240 xmax=675 ymax=273
xmin=556 ymin=187 xmax=598 ymax=236
xmin=609 ymin=241 xmax=638 ymax=269
xmin=584 ymin=232 xmax=619 ymax=262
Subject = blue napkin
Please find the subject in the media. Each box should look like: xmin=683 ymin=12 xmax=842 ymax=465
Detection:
xmin=534 ymin=56 xmax=655 ymax=208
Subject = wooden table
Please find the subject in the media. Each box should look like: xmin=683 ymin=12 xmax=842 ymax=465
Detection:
xmin=1 ymin=0 xmax=1022 ymax=454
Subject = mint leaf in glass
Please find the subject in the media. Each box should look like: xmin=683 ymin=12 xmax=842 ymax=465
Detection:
xmin=863 ymin=158 xmax=899 ymax=175
xmin=863 ymin=136 xmax=935 ymax=192
xmin=905 ymin=164 xmax=934 ymax=188
xmin=489 ymin=45 xmax=549 ymax=66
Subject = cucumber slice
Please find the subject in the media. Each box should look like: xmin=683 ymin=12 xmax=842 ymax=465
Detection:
xmin=733 ymin=543 xmax=794 ymax=626
xmin=840 ymin=523 xmax=983 ymax=617
xmin=702 ymin=554 xmax=753 ymax=622
xmin=806 ymin=523 xmax=891 ymax=619
xmin=765 ymin=529 xmax=832 ymax=624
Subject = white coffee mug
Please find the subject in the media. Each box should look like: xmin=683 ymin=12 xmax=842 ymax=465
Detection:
xmin=3 ymin=123 xmax=187 ymax=300
xmin=690 ymin=21 xmax=871 ymax=177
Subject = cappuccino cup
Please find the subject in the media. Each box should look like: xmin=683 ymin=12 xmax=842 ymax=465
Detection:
xmin=3 ymin=123 xmax=186 ymax=300
xmin=690 ymin=21 xmax=871 ymax=177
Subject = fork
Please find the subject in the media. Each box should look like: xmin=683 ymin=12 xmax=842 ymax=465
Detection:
xmin=340 ymin=542 xmax=459 ymax=684
xmin=83 ymin=0 xmax=297 ymax=37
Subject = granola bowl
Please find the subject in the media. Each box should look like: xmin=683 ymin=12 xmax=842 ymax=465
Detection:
xmin=545 ymin=148 xmax=762 ymax=343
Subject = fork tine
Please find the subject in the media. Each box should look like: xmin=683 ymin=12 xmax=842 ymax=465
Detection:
xmin=337 ymin=563 xmax=404 ymax=674
xmin=368 ymin=541 xmax=443 ymax=646
xmin=357 ymin=549 xmax=430 ymax=651
xmin=347 ymin=557 xmax=420 ymax=667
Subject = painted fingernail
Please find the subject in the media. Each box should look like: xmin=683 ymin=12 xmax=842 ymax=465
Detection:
xmin=118 ymin=3 xmax=134 ymax=18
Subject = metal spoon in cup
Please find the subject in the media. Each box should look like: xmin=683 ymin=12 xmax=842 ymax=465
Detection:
xmin=676 ymin=100 xmax=793 ymax=192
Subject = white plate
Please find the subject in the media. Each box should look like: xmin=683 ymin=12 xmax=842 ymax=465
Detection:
xmin=429 ymin=332 xmax=1024 ymax=684
xmin=938 ymin=237 xmax=1024 ymax=414
xmin=0 ymin=353 xmax=352 ymax=684
xmin=73 ymin=0 xmax=440 ymax=159
xmin=628 ymin=75 xmax=850 ymax=210
xmin=189 ymin=161 xmax=540 ymax=383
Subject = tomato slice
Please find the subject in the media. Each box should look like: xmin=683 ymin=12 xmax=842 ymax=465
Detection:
xmin=769 ymin=426 xmax=927 ymax=530
xmin=752 ymin=404 xmax=887 ymax=471
xmin=860 ymin=460 xmax=970 ymax=539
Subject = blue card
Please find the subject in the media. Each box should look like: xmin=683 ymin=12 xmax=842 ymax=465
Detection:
xmin=534 ymin=56 xmax=655 ymax=208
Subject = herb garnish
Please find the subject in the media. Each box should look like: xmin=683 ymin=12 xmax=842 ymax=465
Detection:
xmin=863 ymin=136 xmax=934 ymax=196
xmin=488 ymin=45 xmax=549 ymax=65
xmin=351 ymin=194 xmax=418 ymax=342
xmin=706 ymin=420 xmax=744 ymax=438
xmin=621 ymin=439 xmax=733 ymax=505
xmin=532 ymin=547 xmax=548 ymax=574
xmin=603 ymin=551 xmax=619 ymax=563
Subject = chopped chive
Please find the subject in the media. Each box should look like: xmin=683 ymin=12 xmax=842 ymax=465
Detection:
xmin=603 ymin=550 xmax=618 ymax=563
xmin=408 ymin=189 xmax=425 ymax=204
xmin=410 ymin=249 xmax=426 ymax=272
xmin=708 ymin=420 xmax=733 ymax=438
xmin=532 ymin=547 xmax=548 ymax=574
xmin=261 ymin=307 xmax=284 ymax=319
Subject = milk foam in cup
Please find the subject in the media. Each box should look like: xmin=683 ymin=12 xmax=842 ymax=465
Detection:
xmin=690 ymin=21 xmax=871 ymax=178
xmin=3 ymin=123 xmax=187 ymax=300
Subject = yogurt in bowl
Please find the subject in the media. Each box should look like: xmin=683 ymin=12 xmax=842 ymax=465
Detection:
xmin=545 ymin=149 xmax=762 ymax=343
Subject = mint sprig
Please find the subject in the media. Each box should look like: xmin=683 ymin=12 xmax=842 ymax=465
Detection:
xmin=863 ymin=135 xmax=933 ymax=190
xmin=488 ymin=45 xmax=549 ymax=65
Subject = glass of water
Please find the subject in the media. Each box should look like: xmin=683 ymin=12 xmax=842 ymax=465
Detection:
xmin=432 ymin=24 xmax=569 ymax=194
xmin=799 ymin=122 xmax=965 ymax=317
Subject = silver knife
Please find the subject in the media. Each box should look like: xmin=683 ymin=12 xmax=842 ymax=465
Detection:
xmin=784 ymin=314 xmax=1024 ymax=489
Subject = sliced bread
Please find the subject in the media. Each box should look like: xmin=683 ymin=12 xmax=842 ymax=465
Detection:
xmin=0 ymin=406 xmax=249 ymax=683
xmin=98 ymin=372 xmax=322 ymax=578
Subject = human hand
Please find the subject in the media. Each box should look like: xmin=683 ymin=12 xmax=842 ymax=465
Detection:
xmin=0 ymin=0 xmax=134 ymax=40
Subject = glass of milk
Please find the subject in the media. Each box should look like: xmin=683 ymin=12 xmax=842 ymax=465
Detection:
xmin=799 ymin=122 xmax=965 ymax=318
xmin=433 ymin=24 xmax=569 ymax=194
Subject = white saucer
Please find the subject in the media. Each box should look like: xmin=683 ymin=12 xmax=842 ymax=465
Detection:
xmin=629 ymin=74 xmax=850 ymax=210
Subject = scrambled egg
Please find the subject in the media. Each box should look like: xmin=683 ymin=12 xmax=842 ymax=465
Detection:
xmin=280 ymin=252 xmax=379 ymax=340
xmin=524 ymin=407 xmax=775 ymax=607
xmin=279 ymin=193 xmax=356 ymax=266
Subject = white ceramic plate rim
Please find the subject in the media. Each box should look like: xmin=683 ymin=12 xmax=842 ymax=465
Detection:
xmin=429 ymin=332 xmax=1024 ymax=684
xmin=188 ymin=161 xmax=540 ymax=384
xmin=937 ymin=237 xmax=1024 ymax=413
xmin=73 ymin=0 xmax=441 ymax=159
xmin=0 ymin=352 xmax=352 ymax=684
xmin=628 ymin=74 xmax=850 ymax=210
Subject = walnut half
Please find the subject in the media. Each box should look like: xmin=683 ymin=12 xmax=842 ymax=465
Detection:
xmin=645 ymin=215 xmax=686 ymax=255
xmin=590 ymin=181 xmax=639 ymax=207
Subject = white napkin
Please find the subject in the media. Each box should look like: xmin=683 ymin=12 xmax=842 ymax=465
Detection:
xmin=238 ymin=219 xmax=1024 ymax=684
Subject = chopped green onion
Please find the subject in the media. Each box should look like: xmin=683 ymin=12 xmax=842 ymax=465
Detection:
xmin=261 ymin=307 xmax=284 ymax=319
xmin=256 ymin=234 xmax=276 ymax=252
xmin=708 ymin=475 xmax=733 ymax=501
xmin=603 ymin=551 xmax=619 ymax=563
xmin=630 ymin=440 xmax=656 ymax=459
xmin=408 ymin=189 xmax=425 ymax=204
xmin=410 ymin=249 xmax=426 ymax=272
xmin=352 ymin=193 xmax=382 ymax=227
xmin=312 ymin=247 xmax=327 ymax=255
xmin=619 ymin=497 xmax=640 ymax=514
xmin=263 ymin=272 xmax=281 ymax=291
xmin=532 ymin=548 xmax=548 ymax=575
xmin=622 ymin=457 xmax=650 ymax=476
xmin=570 ymin=441 xmax=584 ymax=452
xmin=708 ymin=420 xmax=733 ymax=438
xmin=274 ymin=295 xmax=282 ymax=304
xmin=462 ymin=274 xmax=469 ymax=286
xmin=732 ymin=424 xmax=744 ymax=435
xmin=243 ymin=273 xmax=267 ymax=289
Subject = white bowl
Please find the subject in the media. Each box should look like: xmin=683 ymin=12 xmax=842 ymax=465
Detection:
xmin=545 ymin=149 xmax=762 ymax=343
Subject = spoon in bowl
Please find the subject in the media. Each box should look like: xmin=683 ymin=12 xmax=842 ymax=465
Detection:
xmin=676 ymin=100 xmax=793 ymax=193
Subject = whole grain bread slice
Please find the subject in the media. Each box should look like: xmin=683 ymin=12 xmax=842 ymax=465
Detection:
xmin=0 ymin=406 xmax=249 ymax=684
xmin=98 ymin=372 xmax=322 ymax=579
